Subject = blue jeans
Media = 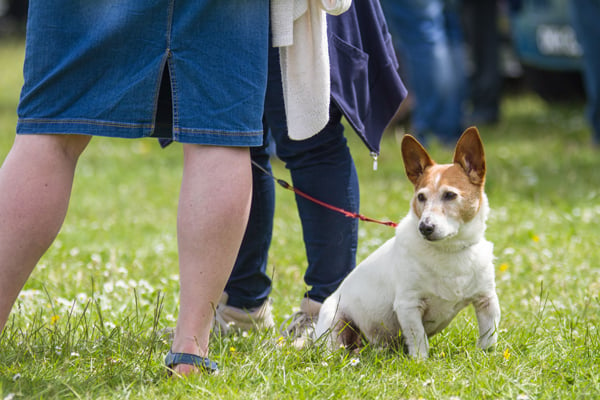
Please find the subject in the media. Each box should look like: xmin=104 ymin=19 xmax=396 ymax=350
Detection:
xmin=380 ymin=0 xmax=467 ymax=143
xmin=225 ymin=46 xmax=360 ymax=309
xmin=569 ymin=0 xmax=600 ymax=143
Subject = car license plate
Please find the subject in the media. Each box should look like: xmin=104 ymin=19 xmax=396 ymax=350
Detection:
xmin=536 ymin=24 xmax=582 ymax=57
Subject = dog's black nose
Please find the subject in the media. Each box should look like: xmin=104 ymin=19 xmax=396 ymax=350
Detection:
xmin=419 ymin=221 xmax=435 ymax=237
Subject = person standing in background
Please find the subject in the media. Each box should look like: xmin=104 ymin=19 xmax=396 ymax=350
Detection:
xmin=380 ymin=0 xmax=467 ymax=145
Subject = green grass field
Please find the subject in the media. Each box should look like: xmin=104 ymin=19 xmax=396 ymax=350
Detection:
xmin=1 ymin=38 xmax=599 ymax=399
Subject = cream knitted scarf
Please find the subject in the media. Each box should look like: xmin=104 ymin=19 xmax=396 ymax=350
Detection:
xmin=271 ymin=0 xmax=351 ymax=140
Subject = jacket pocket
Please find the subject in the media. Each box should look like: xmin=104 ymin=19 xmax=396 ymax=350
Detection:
xmin=329 ymin=33 xmax=370 ymax=134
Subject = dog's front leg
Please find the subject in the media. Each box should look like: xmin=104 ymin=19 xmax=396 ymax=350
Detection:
xmin=394 ymin=301 xmax=428 ymax=359
xmin=473 ymin=291 xmax=501 ymax=350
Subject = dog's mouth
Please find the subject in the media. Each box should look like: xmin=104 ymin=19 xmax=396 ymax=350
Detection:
xmin=422 ymin=233 xmax=441 ymax=241
xmin=422 ymin=233 xmax=447 ymax=242
xmin=421 ymin=232 xmax=457 ymax=242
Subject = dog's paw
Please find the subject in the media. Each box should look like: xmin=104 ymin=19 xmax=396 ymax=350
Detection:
xmin=476 ymin=334 xmax=498 ymax=351
xmin=407 ymin=346 xmax=429 ymax=360
xmin=411 ymin=353 xmax=429 ymax=361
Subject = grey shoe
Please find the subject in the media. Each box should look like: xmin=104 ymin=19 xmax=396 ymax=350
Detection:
xmin=279 ymin=297 xmax=322 ymax=348
xmin=213 ymin=292 xmax=274 ymax=335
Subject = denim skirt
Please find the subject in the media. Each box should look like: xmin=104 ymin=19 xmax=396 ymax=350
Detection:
xmin=16 ymin=0 xmax=269 ymax=146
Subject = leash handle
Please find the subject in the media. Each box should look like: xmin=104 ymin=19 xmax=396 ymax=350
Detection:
xmin=253 ymin=161 xmax=398 ymax=228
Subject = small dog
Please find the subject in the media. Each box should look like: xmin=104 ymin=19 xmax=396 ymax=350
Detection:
xmin=315 ymin=127 xmax=500 ymax=358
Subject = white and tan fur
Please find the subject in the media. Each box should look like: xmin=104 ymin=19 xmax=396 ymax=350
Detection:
xmin=315 ymin=127 xmax=500 ymax=358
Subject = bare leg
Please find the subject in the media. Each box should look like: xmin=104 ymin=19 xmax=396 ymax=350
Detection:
xmin=0 ymin=134 xmax=90 ymax=332
xmin=171 ymin=144 xmax=252 ymax=375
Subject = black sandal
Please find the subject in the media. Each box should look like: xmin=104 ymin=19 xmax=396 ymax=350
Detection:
xmin=164 ymin=350 xmax=219 ymax=376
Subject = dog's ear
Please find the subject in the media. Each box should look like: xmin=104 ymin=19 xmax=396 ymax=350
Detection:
xmin=401 ymin=135 xmax=435 ymax=186
xmin=453 ymin=126 xmax=486 ymax=185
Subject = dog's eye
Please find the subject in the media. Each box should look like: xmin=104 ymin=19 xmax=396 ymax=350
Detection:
xmin=442 ymin=191 xmax=457 ymax=201
xmin=417 ymin=193 xmax=427 ymax=202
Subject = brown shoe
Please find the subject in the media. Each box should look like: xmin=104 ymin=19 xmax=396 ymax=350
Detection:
xmin=213 ymin=292 xmax=274 ymax=335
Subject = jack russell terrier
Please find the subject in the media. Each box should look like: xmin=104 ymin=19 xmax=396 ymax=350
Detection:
xmin=315 ymin=127 xmax=500 ymax=358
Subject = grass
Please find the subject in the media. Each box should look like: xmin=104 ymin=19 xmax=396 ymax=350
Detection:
xmin=1 ymin=38 xmax=599 ymax=399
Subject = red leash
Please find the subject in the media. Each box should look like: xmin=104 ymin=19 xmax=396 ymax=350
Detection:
xmin=252 ymin=161 xmax=398 ymax=228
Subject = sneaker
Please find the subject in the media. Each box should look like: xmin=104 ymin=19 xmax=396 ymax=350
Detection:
xmin=279 ymin=297 xmax=322 ymax=348
xmin=213 ymin=292 xmax=274 ymax=335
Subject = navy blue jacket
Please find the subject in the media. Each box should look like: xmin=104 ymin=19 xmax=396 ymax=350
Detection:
xmin=328 ymin=0 xmax=407 ymax=154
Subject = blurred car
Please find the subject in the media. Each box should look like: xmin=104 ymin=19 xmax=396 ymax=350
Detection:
xmin=509 ymin=0 xmax=584 ymax=101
